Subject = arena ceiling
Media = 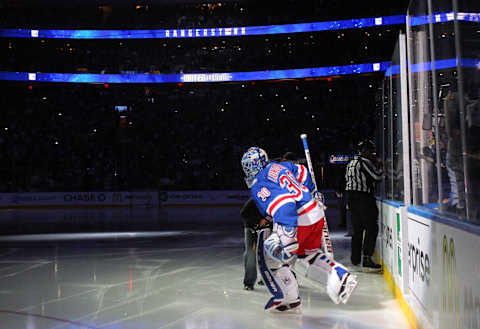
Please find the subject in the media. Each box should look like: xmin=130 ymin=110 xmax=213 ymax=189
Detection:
xmin=3 ymin=0 xmax=248 ymax=5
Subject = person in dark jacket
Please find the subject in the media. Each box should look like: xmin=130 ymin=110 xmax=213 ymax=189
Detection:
xmin=345 ymin=140 xmax=384 ymax=272
xmin=240 ymin=197 xmax=269 ymax=290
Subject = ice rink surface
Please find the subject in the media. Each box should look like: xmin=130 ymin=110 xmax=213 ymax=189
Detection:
xmin=0 ymin=207 xmax=411 ymax=329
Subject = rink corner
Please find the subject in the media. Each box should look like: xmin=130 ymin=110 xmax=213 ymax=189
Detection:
xmin=376 ymin=253 xmax=422 ymax=329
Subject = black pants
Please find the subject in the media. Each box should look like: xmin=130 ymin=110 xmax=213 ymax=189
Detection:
xmin=240 ymin=197 xmax=262 ymax=286
xmin=347 ymin=191 xmax=379 ymax=265
xmin=243 ymin=227 xmax=258 ymax=286
xmin=338 ymin=196 xmax=346 ymax=227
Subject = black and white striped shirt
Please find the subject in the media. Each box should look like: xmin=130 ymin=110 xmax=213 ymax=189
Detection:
xmin=345 ymin=156 xmax=383 ymax=193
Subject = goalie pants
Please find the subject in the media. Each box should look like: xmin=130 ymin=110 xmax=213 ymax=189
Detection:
xmin=347 ymin=191 xmax=379 ymax=265
xmin=294 ymin=218 xmax=325 ymax=256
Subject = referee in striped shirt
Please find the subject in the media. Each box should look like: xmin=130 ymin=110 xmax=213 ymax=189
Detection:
xmin=345 ymin=140 xmax=384 ymax=272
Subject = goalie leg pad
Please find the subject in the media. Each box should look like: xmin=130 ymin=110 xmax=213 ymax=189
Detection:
xmin=267 ymin=266 xmax=300 ymax=311
xmin=297 ymin=253 xmax=334 ymax=286
xmin=257 ymin=229 xmax=284 ymax=304
xmin=294 ymin=252 xmax=358 ymax=304
xmin=257 ymin=230 xmax=300 ymax=311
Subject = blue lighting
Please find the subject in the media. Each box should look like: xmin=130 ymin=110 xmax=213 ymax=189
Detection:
xmin=384 ymin=58 xmax=479 ymax=77
xmin=1 ymin=58 xmax=477 ymax=84
xmin=0 ymin=15 xmax=406 ymax=39
xmin=0 ymin=13 xmax=478 ymax=40
xmin=409 ymin=12 xmax=480 ymax=26
xmin=0 ymin=62 xmax=390 ymax=84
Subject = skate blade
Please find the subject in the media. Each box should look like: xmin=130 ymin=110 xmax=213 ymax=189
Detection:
xmin=340 ymin=274 xmax=358 ymax=304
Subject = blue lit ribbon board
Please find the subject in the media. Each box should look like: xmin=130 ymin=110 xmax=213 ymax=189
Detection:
xmin=0 ymin=15 xmax=406 ymax=39
xmin=0 ymin=61 xmax=391 ymax=84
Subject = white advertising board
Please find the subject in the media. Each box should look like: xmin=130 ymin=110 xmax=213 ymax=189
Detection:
xmin=431 ymin=219 xmax=480 ymax=329
xmin=395 ymin=206 xmax=408 ymax=293
xmin=0 ymin=191 xmax=159 ymax=207
xmin=406 ymin=210 xmax=480 ymax=329
xmin=407 ymin=213 xmax=432 ymax=314
xmin=158 ymin=190 xmax=336 ymax=206
xmin=380 ymin=201 xmax=395 ymax=273
xmin=158 ymin=190 xmax=250 ymax=205
xmin=0 ymin=190 xmax=349 ymax=207
xmin=378 ymin=201 xmax=408 ymax=294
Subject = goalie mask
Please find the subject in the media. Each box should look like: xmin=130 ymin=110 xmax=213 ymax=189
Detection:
xmin=241 ymin=147 xmax=269 ymax=188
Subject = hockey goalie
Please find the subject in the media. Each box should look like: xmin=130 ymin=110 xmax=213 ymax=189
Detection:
xmin=241 ymin=147 xmax=358 ymax=312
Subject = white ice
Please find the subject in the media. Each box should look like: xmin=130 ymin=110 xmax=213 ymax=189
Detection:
xmin=0 ymin=207 xmax=411 ymax=329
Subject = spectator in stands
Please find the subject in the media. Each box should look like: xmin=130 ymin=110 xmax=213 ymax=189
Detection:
xmin=0 ymin=77 xmax=378 ymax=192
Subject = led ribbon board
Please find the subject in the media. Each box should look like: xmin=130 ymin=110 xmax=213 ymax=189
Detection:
xmin=0 ymin=62 xmax=390 ymax=83
xmin=384 ymin=58 xmax=480 ymax=77
xmin=1 ymin=58 xmax=477 ymax=84
xmin=0 ymin=15 xmax=406 ymax=39
xmin=409 ymin=12 xmax=480 ymax=26
xmin=0 ymin=13 xmax=478 ymax=39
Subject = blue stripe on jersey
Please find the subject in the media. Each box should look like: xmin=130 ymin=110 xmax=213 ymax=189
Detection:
xmin=250 ymin=161 xmax=315 ymax=227
xmin=273 ymin=202 xmax=298 ymax=227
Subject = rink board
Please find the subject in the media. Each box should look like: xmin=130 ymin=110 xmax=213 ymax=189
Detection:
xmin=377 ymin=200 xmax=408 ymax=294
xmin=0 ymin=191 xmax=159 ymax=208
xmin=158 ymin=190 xmax=337 ymax=207
xmin=378 ymin=201 xmax=480 ymax=329
xmin=0 ymin=190 xmax=338 ymax=208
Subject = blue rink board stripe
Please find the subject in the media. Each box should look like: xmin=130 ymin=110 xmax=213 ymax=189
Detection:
xmin=407 ymin=205 xmax=480 ymax=235
xmin=377 ymin=198 xmax=404 ymax=208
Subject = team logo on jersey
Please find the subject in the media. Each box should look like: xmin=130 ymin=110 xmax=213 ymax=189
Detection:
xmin=257 ymin=187 xmax=271 ymax=201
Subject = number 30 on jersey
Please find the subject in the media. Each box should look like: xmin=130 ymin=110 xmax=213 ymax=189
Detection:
xmin=257 ymin=187 xmax=271 ymax=201
xmin=279 ymin=172 xmax=307 ymax=200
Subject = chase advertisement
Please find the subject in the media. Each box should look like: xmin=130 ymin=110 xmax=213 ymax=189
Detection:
xmin=0 ymin=192 xmax=158 ymax=207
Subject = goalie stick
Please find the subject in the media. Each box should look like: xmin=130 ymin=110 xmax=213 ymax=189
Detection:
xmin=300 ymin=133 xmax=334 ymax=259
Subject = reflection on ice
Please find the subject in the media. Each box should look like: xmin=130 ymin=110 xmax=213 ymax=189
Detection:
xmin=0 ymin=207 xmax=410 ymax=329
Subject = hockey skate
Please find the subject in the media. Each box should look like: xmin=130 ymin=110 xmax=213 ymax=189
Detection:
xmin=337 ymin=272 xmax=358 ymax=304
xmin=265 ymin=297 xmax=301 ymax=312
xmin=257 ymin=229 xmax=301 ymax=313
xmin=243 ymin=284 xmax=254 ymax=291
xmin=326 ymin=263 xmax=358 ymax=304
xmin=362 ymin=256 xmax=382 ymax=273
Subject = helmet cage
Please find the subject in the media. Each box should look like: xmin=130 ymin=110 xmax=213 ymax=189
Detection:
xmin=241 ymin=147 xmax=268 ymax=188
